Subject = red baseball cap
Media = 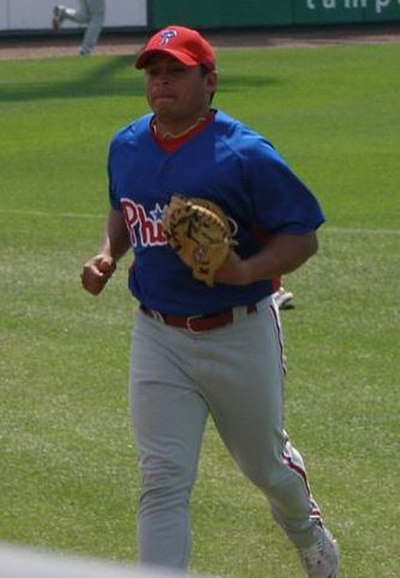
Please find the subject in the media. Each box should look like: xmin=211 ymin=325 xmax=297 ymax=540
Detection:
xmin=135 ymin=25 xmax=216 ymax=70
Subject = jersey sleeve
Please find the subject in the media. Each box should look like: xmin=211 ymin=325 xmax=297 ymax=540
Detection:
xmin=242 ymin=136 xmax=325 ymax=235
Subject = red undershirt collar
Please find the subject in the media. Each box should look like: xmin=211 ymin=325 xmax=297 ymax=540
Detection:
xmin=150 ymin=111 xmax=215 ymax=153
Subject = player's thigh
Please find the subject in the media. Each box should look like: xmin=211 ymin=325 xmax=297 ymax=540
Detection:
xmin=132 ymin=379 xmax=208 ymax=483
xmin=129 ymin=313 xmax=209 ymax=483
xmin=204 ymin=301 xmax=286 ymax=478
xmin=87 ymin=0 xmax=105 ymax=16
xmin=76 ymin=0 xmax=90 ymax=20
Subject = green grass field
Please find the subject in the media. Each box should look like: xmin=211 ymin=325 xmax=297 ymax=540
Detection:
xmin=1 ymin=41 xmax=399 ymax=577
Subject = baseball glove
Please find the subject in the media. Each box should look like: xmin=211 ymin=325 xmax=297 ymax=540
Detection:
xmin=162 ymin=195 xmax=235 ymax=286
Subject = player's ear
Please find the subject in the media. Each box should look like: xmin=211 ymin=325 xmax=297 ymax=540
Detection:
xmin=205 ymin=70 xmax=218 ymax=101
xmin=206 ymin=70 xmax=218 ymax=90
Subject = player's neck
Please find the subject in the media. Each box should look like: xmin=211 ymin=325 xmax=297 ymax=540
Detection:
xmin=153 ymin=110 xmax=212 ymax=140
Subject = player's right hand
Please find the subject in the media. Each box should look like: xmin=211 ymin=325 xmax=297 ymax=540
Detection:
xmin=81 ymin=254 xmax=116 ymax=295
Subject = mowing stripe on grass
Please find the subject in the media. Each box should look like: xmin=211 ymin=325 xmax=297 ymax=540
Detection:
xmin=0 ymin=208 xmax=398 ymax=236
xmin=0 ymin=208 xmax=104 ymax=220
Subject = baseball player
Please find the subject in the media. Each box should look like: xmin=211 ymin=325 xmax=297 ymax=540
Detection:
xmin=81 ymin=26 xmax=339 ymax=577
xmin=52 ymin=1 xmax=105 ymax=56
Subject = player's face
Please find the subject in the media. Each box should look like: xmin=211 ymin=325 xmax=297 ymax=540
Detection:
xmin=144 ymin=54 xmax=217 ymax=132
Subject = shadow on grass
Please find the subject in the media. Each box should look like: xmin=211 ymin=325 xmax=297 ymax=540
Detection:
xmin=0 ymin=54 xmax=283 ymax=102
xmin=1 ymin=55 xmax=140 ymax=101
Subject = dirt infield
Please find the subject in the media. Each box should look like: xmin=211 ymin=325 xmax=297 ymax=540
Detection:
xmin=0 ymin=24 xmax=399 ymax=60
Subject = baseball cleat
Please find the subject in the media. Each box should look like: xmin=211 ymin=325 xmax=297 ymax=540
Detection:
xmin=297 ymin=528 xmax=339 ymax=577
xmin=272 ymin=287 xmax=294 ymax=310
xmin=52 ymin=5 xmax=65 ymax=31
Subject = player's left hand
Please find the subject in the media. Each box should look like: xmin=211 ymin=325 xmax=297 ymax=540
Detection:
xmin=162 ymin=195 xmax=236 ymax=287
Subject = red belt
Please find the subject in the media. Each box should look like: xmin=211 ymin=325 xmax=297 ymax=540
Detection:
xmin=140 ymin=303 xmax=257 ymax=333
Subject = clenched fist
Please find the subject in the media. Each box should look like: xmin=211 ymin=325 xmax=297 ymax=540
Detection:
xmin=81 ymin=254 xmax=116 ymax=295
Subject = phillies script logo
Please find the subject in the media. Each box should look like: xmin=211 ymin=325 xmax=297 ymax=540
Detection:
xmin=121 ymin=198 xmax=166 ymax=247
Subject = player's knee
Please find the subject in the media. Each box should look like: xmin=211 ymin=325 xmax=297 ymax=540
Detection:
xmin=139 ymin=456 xmax=195 ymax=507
xmin=240 ymin=453 xmax=289 ymax=495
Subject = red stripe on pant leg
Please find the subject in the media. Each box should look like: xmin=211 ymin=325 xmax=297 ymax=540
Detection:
xmin=282 ymin=449 xmax=323 ymax=522
xmin=268 ymin=302 xmax=286 ymax=375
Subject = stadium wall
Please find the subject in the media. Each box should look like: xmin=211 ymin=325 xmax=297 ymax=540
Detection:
xmin=149 ymin=0 xmax=400 ymax=29
xmin=0 ymin=0 xmax=399 ymax=34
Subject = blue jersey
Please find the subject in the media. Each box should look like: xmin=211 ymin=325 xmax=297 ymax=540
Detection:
xmin=108 ymin=110 xmax=325 ymax=315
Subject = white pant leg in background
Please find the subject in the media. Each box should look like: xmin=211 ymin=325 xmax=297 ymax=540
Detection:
xmin=80 ymin=0 xmax=105 ymax=54
xmin=63 ymin=0 xmax=106 ymax=54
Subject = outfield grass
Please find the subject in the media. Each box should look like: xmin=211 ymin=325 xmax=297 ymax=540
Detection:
xmin=0 ymin=42 xmax=399 ymax=578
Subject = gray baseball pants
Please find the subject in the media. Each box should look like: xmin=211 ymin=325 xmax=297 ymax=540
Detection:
xmin=63 ymin=0 xmax=105 ymax=54
xmin=129 ymin=297 xmax=322 ymax=570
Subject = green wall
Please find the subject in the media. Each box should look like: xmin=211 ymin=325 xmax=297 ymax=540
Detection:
xmin=148 ymin=0 xmax=400 ymax=29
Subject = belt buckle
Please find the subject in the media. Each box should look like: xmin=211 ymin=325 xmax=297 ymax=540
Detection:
xmin=186 ymin=314 xmax=203 ymax=334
